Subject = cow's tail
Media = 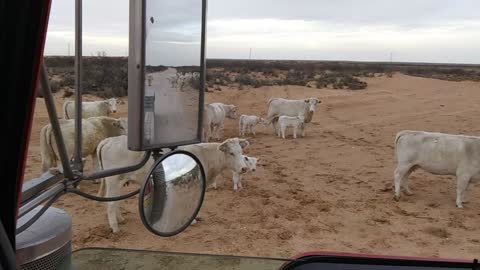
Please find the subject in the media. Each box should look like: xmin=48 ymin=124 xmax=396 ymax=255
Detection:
xmin=40 ymin=125 xmax=56 ymax=172
xmin=394 ymin=130 xmax=412 ymax=158
xmin=63 ymin=101 xmax=71 ymax=119
xmin=264 ymin=98 xmax=278 ymax=126
xmin=96 ymin=139 xmax=108 ymax=197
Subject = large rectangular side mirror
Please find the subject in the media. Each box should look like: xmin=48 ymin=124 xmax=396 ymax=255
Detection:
xmin=128 ymin=0 xmax=207 ymax=150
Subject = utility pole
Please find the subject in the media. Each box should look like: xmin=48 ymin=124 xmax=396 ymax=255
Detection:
xmin=390 ymin=52 xmax=393 ymax=63
xmin=68 ymin=43 xmax=70 ymax=56
xmin=249 ymin=48 xmax=252 ymax=60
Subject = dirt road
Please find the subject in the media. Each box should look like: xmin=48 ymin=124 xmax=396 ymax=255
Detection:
xmin=24 ymin=74 xmax=480 ymax=260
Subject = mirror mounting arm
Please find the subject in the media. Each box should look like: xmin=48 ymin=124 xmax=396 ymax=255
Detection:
xmin=151 ymin=150 xmax=163 ymax=161
xmin=82 ymin=151 xmax=152 ymax=181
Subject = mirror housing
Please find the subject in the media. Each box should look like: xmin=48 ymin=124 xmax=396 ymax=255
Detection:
xmin=128 ymin=0 xmax=207 ymax=151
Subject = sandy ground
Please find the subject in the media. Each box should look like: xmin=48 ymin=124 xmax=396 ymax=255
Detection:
xmin=24 ymin=74 xmax=480 ymax=260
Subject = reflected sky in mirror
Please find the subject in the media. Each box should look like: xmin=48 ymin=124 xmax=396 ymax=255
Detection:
xmin=158 ymin=154 xmax=198 ymax=182
xmin=146 ymin=0 xmax=202 ymax=66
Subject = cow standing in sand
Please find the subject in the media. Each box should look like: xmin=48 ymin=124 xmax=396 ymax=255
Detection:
xmin=277 ymin=115 xmax=305 ymax=139
xmin=63 ymin=98 xmax=118 ymax=120
xmin=40 ymin=116 xmax=127 ymax=172
xmin=265 ymin=97 xmax=320 ymax=133
xmin=394 ymin=130 xmax=480 ymax=208
xmin=232 ymin=155 xmax=258 ymax=191
xmin=202 ymin=102 xmax=237 ymax=142
xmin=180 ymin=137 xmax=249 ymax=189
xmin=239 ymin=115 xmax=264 ymax=137
xmin=97 ymin=136 xmax=249 ymax=233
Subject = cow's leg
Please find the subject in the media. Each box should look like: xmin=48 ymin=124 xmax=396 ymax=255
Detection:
xmin=455 ymin=174 xmax=471 ymax=208
xmin=272 ymin=118 xmax=278 ymax=133
xmin=252 ymin=125 xmax=256 ymax=136
xmin=105 ymin=176 xmax=126 ymax=233
xmin=403 ymin=178 xmax=414 ymax=196
xmin=116 ymin=207 xmax=125 ymax=224
xmin=219 ymin=123 xmax=225 ymax=139
xmin=393 ymin=164 xmax=413 ymax=201
xmin=233 ymin=173 xmax=239 ymax=191
xmin=293 ymin=126 xmax=297 ymax=139
xmin=91 ymin=154 xmax=100 ymax=184
xmin=238 ymin=177 xmax=243 ymax=189
xmin=281 ymin=127 xmax=286 ymax=139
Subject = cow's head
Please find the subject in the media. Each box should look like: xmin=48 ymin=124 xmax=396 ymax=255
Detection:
xmin=225 ymin=104 xmax=237 ymax=119
xmin=257 ymin=116 xmax=265 ymax=124
xmin=244 ymin=156 xmax=258 ymax=172
xmin=304 ymin=97 xmax=321 ymax=113
xmin=218 ymin=138 xmax=248 ymax=173
xmin=106 ymin=98 xmax=118 ymax=113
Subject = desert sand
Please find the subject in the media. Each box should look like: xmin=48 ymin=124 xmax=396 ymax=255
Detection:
xmin=23 ymin=73 xmax=480 ymax=260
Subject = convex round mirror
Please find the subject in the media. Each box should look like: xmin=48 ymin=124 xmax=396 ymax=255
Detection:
xmin=139 ymin=150 xmax=206 ymax=237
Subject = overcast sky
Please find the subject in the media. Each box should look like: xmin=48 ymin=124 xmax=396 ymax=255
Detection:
xmin=45 ymin=0 xmax=480 ymax=64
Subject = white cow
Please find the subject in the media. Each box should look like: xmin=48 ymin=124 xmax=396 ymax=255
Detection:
xmin=394 ymin=130 xmax=480 ymax=208
xmin=179 ymin=137 xmax=249 ymax=189
xmin=98 ymin=136 xmax=249 ymax=233
xmin=96 ymin=135 xmax=155 ymax=233
xmin=239 ymin=115 xmax=264 ymax=137
xmin=40 ymin=116 xmax=127 ymax=172
xmin=63 ymin=98 xmax=118 ymax=120
xmin=202 ymin=103 xmax=237 ymax=142
xmin=265 ymin=97 xmax=320 ymax=132
xmin=232 ymin=155 xmax=258 ymax=191
xmin=277 ymin=115 xmax=305 ymax=139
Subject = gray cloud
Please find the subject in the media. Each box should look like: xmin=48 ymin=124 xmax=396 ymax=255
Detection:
xmin=44 ymin=0 xmax=480 ymax=64
xmin=209 ymin=0 xmax=480 ymax=26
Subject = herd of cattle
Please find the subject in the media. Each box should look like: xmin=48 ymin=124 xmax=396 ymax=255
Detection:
xmin=39 ymin=97 xmax=480 ymax=232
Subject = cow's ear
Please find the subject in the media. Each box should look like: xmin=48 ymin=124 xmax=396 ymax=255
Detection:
xmin=304 ymin=99 xmax=309 ymax=103
xmin=218 ymin=142 xmax=228 ymax=152
xmin=239 ymin=139 xmax=249 ymax=149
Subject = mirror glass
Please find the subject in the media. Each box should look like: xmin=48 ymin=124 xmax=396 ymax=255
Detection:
xmin=143 ymin=0 xmax=203 ymax=147
xmin=139 ymin=152 xmax=205 ymax=236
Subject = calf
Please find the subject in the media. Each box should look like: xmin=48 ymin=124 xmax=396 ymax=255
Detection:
xmin=239 ymin=115 xmax=264 ymax=137
xmin=394 ymin=130 xmax=480 ymax=208
xmin=277 ymin=115 xmax=305 ymax=139
xmin=232 ymin=155 xmax=258 ymax=191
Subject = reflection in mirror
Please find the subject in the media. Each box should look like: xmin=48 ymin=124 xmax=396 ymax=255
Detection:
xmin=143 ymin=0 xmax=203 ymax=146
xmin=140 ymin=151 xmax=205 ymax=236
